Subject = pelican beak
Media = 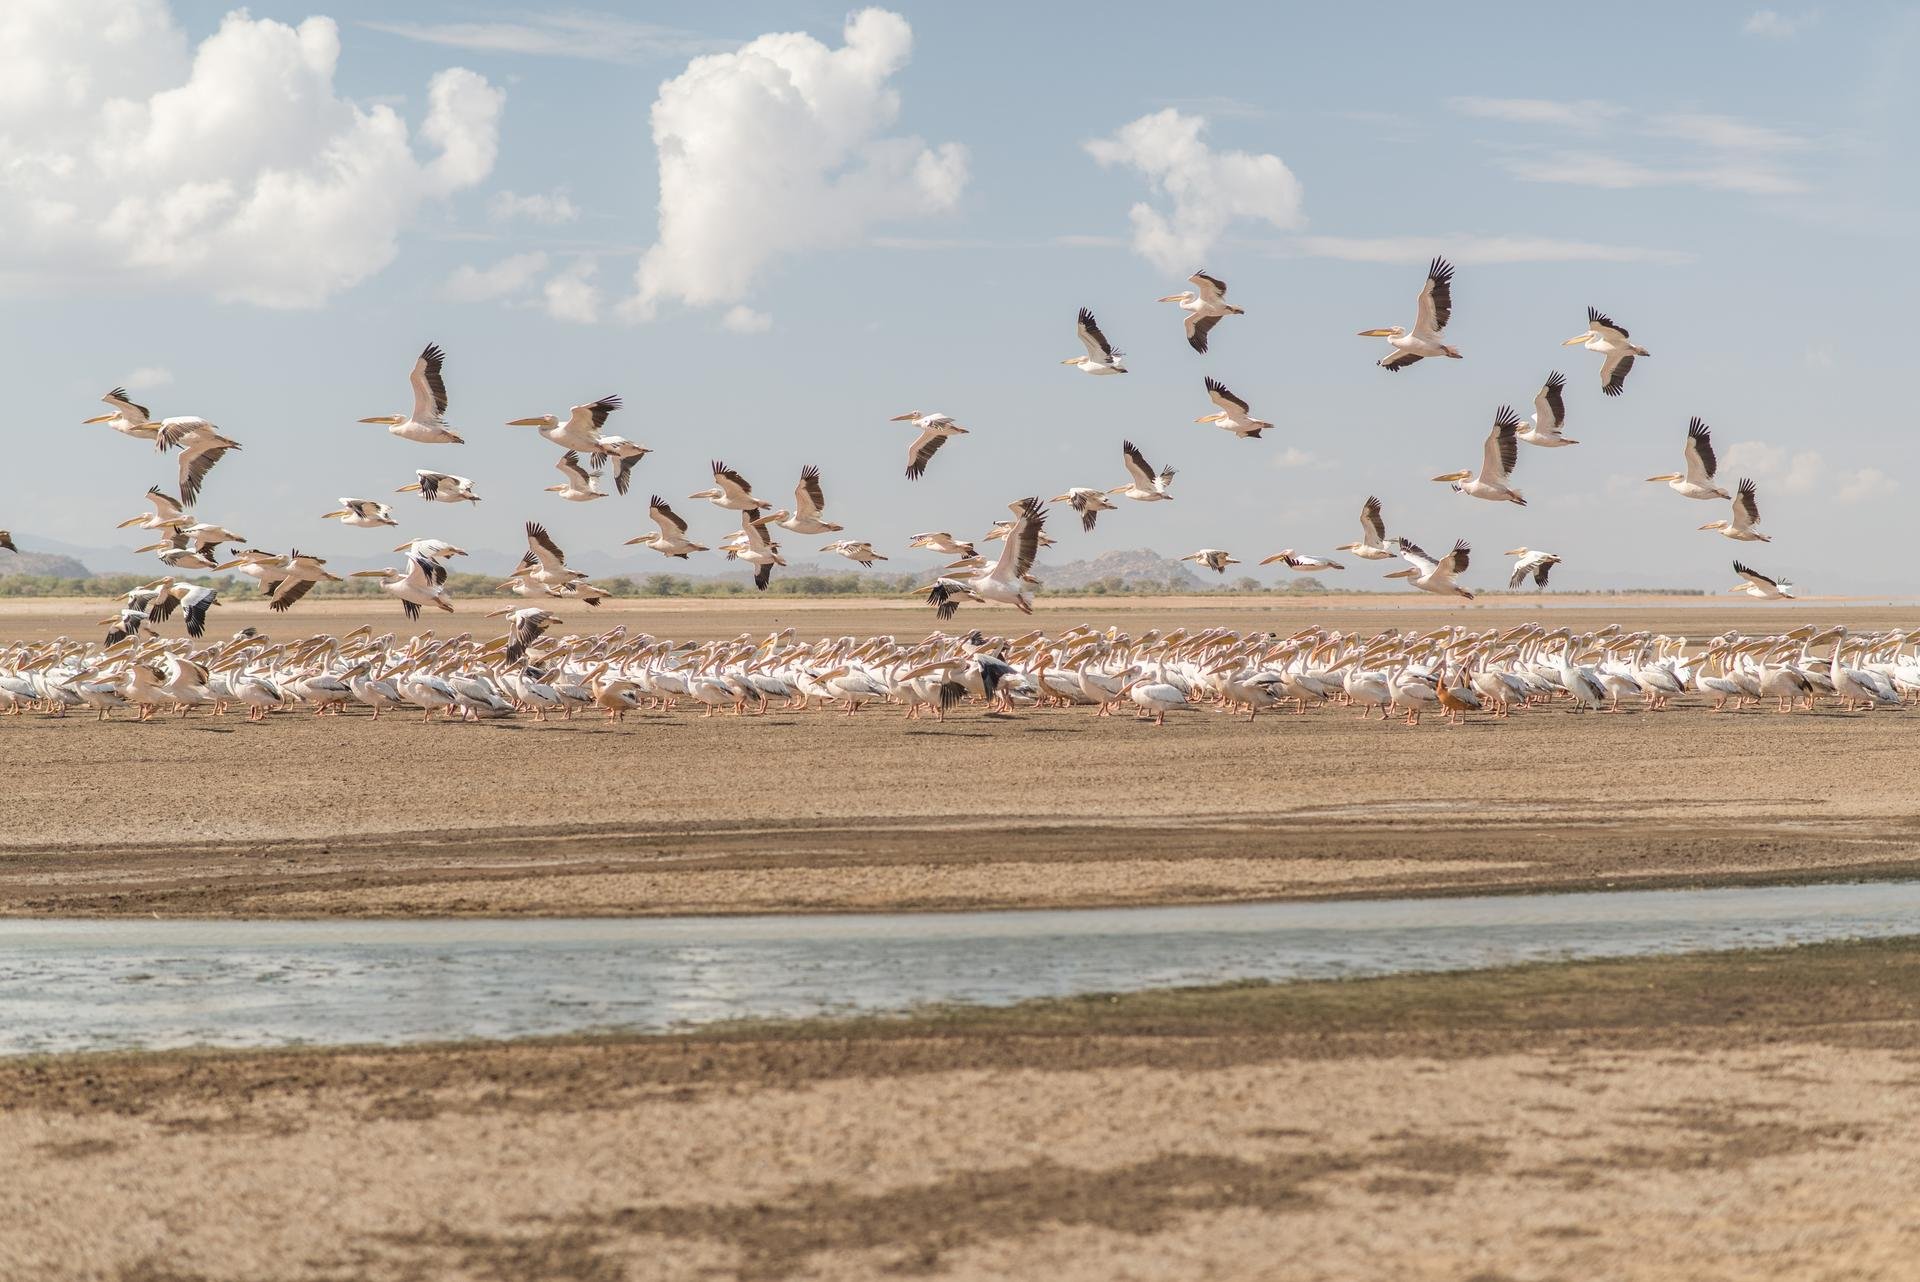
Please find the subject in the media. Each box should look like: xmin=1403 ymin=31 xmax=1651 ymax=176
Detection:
xmin=887 ymin=413 xmax=917 ymax=421
xmin=1357 ymin=328 xmax=1396 ymax=338
xmin=1645 ymin=474 xmax=1680 ymax=483
xmin=348 ymin=570 xmax=388 ymax=579
xmin=322 ymin=510 xmax=350 ymax=519
xmin=1059 ymin=357 xmax=1083 ymax=364
xmin=82 ymin=413 xmax=117 ymax=424
xmin=115 ymin=516 xmax=145 ymax=529
xmin=1431 ymin=471 xmax=1472 ymax=483
xmin=506 ymin=417 xmax=549 ymax=427
xmin=358 ymin=416 xmax=397 ymax=424
xmin=1155 ymin=294 xmax=1184 ymax=303
xmin=1697 ymin=522 xmax=1718 ymax=531
xmin=396 ymin=483 xmax=422 ymax=492
xmin=1562 ymin=333 xmax=1592 ymax=346
xmin=1504 ymin=548 xmax=1526 ymax=557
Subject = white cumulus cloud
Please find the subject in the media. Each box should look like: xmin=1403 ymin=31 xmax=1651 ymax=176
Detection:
xmin=487 ymin=189 xmax=580 ymax=224
xmin=622 ymin=8 xmax=967 ymax=321
xmin=543 ymin=258 xmax=601 ymax=323
xmin=1084 ymin=109 xmax=1304 ymax=273
xmin=443 ymin=251 xmax=549 ymax=302
xmin=1724 ymin=440 xmax=1824 ymax=496
xmin=0 ymin=2 xmax=502 ymax=308
xmin=721 ymin=305 xmax=772 ymax=334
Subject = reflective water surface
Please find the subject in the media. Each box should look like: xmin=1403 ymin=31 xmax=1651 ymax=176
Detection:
xmin=4 ymin=879 xmax=1918 ymax=1056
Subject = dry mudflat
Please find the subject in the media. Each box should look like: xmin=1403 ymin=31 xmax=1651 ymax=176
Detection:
xmin=4 ymin=596 xmax=1920 ymax=918
xmin=6 ymin=939 xmax=1920 ymax=1281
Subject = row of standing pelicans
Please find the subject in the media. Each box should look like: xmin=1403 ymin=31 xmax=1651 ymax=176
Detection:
xmin=2 ymin=620 xmax=1910 ymax=727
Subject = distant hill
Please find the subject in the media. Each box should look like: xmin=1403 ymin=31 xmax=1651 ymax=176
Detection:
xmin=1033 ymin=548 xmax=1208 ymax=591
xmin=0 ymin=549 xmax=91 ymax=579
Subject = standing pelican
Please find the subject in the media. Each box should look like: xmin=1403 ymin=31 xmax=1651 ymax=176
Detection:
xmin=889 ymin=412 xmax=969 ymax=480
xmin=626 ymin=497 xmax=708 ymax=559
xmin=1158 ymin=269 xmax=1243 ymax=353
xmin=1731 ymin=561 xmax=1794 ymax=600
xmin=1180 ymin=549 xmax=1240 ymax=574
xmin=1062 ymin=308 xmax=1127 ymax=374
xmin=1049 ymin=487 xmax=1117 ymax=532
xmin=545 ymin=451 xmax=607 ymax=502
xmin=322 ymin=499 xmax=398 ymax=528
xmin=1386 ymin=539 xmax=1473 ymax=600
xmin=1433 ymin=406 xmax=1526 ymax=505
xmin=153 ymin=419 xmax=241 ymax=506
xmin=83 ymin=388 xmax=161 ymax=440
xmin=398 ymin=470 xmax=482 ymax=504
xmin=1519 ymin=372 xmax=1578 ymax=447
xmin=1195 ymin=378 xmax=1271 ymax=438
xmin=1506 ymin=548 xmax=1561 ymax=589
xmin=359 ymin=343 xmax=464 ymax=443
xmin=1358 ymin=257 xmax=1460 ymax=370
xmin=1109 ymin=441 xmax=1175 ymax=502
xmin=1700 ymin=479 xmax=1769 ymax=541
xmin=1564 ymin=307 xmax=1648 ymax=396
xmin=1648 ymin=418 xmax=1730 ymax=500
xmin=1338 ymin=497 xmax=1398 ymax=561
xmin=689 ymin=461 xmax=772 ymax=512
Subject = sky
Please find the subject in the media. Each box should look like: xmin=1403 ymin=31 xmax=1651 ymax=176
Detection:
xmin=3 ymin=1 xmax=1916 ymax=592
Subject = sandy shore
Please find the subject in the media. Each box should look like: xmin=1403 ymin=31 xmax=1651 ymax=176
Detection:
xmin=5 ymin=598 xmax=1920 ymax=917
xmin=6 ymin=939 xmax=1920 ymax=1280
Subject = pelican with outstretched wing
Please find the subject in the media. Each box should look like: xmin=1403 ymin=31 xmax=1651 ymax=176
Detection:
xmin=1359 ymin=257 xmax=1461 ymax=370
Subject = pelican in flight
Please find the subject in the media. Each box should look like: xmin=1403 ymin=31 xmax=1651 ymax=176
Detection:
xmin=1110 ymin=441 xmax=1175 ymax=502
xmin=1506 ymin=547 xmax=1561 ymax=589
xmin=1433 ymin=406 xmax=1526 ymax=505
xmin=1337 ymin=496 xmax=1398 ymax=561
xmin=1062 ymin=308 xmax=1127 ymax=374
xmin=889 ymin=412 xmax=969 ymax=480
xmin=1359 ymin=257 xmax=1460 ymax=370
xmin=1564 ymin=307 xmax=1648 ymax=396
xmin=1049 ymin=487 xmax=1117 ymax=532
xmin=546 ymin=451 xmax=607 ymax=502
xmin=1196 ymin=378 xmax=1271 ymax=438
xmin=359 ymin=343 xmax=464 ymax=443
xmin=909 ymin=532 xmax=976 ymax=557
xmin=1700 ymin=479 xmax=1769 ymax=541
xmin=134 ymin=528 xmax=226 ymax=571
xmin=1648 ymin=418 xmax=1730 ymax=500
xmin=83 ymin=388 xmax=161 ymax=440
xmin=352 ymin=553 xmax=455 ymax=619
xmin=690 ymin=461 xmax=771 ymax=511
xmin=398 ymin=470 xmax=482 ymax=504
xmin=731 ymin=512 xmax=784 ymax=590
xmin=217 ymin=550 xmax=342 ymax=611
xmin=1260 ymin=550 xmax=1346 ymax=572
xmin=322 ymin=499 xmax=397 ymax=528
xmin=1158 ymin=269 xmax=1243 ymax=353
xmin=507 ymin=395 xmax=620 ymax=452
xmin=770 ymin=466 xmax=844 ymax=535
xmin=1180 ymin=549 xmax=1240 ymax=574
xmin=1519 ymin=372 xmax=1577 ymax=447
xmin=920 ymin=498 xmax=1048 ymax=618
xmin=822 ymin=540 xmax=888 ymax=568
xmin=117 ymin=487 xmax=189 ymax=533
xmin=1731 ymin=560 xmax=1794 ymax=600
xmin=626 ymin=496 xmax=708 ymax=559
xmin=153 ymin=418 xmax=241 ymax=506
xmin=1387 ymin=539 xmax=1473 ymax=600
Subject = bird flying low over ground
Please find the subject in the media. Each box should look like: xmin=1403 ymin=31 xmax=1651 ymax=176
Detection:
xmin=1196 ymin=378 xmax=1271 ymax=438
xmin=1360 ymin=257 xmax=1460 ymax=370
xmin=1063 ymin=308 xmax=1127 ymax=374
xmin=398 ymin=470 xmax=481 ymax=503
xmin=153 ymin=418 xmax=241 ymax=507
xmin=1387 ymin=538 xmax=1473 ymax=600
xmin=821 ymin=540 xmax=888 ymax=568
xmin=1048 ymin=487 xmax=1117 ymax=532
xmin=1649 ymin=418 xmax=1730 ymax=500
xmin=1700 ymin=478 xmax=1769 ymax=541
xmin=1565 ymin=307 xmax=1648 ymax=396
xmin=690 ymin=461 xmax=771 ymax=511
xmin=626 ymin=497 xmax=708 ymax=559
xmin=1434 ymin=406 xmax=1526 ymax=505
xmin=1337 ymin=496 xmax=1398 ymax=561
xmin=1110 ymin=441 xmax=1175 ymax=502
xmin=1731 ymin=560 xmax=1794 ymax=599
xmin=1181 ymin=549 xmax=1240 ymax=574
xmin=546 ymin=451 xmax=607 ymax=502
xmin=1260 ymin=550 xmax=1346 ymax=572
xmin=1158 ymin=269 xmax=1243 ymax=353
xmin=361 ymin=343 xmax=464 ymax=443
xmin=322 ymin=499 xmax=397 ymax=528
xmin=1506 ymin=548 xmax=1562 ymax=589
xmin=770 ymin=465 xmax=844 ymax=535
xmin=920 ymin=498 xmax=1048 ymax=619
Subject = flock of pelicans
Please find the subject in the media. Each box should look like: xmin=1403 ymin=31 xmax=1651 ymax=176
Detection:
xmin=0 ymin=257 xmax=1818 ymax=725
xmin=1 ymin=621 xmax=1911 ymax=726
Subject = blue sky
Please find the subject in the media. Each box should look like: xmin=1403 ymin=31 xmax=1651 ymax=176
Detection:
xmin=4 ymin=1 xmax=1915 ymax=591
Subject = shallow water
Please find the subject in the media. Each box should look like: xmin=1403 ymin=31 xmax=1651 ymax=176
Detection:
xmin=4 ymin=880 xmax=1919 ymax=1056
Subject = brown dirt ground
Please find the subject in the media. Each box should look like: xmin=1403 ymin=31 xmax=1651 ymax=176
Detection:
xmin=6 ymin=939 xmax=1920 ymax=1281
xmin=5 ymin=597 xmax=1920 ymax=918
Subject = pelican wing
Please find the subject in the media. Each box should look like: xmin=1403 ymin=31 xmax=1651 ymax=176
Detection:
xmin=1414 ymin=257 xmax=1454 ymax=336
xmin=740 ymin=511 xmax=776 ymax=554
xmin=144 ymin=487 xmax=186 ymax=523
xmin=525 ymin=521 xmax=568 ymax=575
xmin=990 ymin=497 xmax=1046 ymax=580
xmin=1733 ymin=560 xmax=1778 ymax=590
xmin=796 ymin=464 xmax=828 ymax=517
xmin=1121 ymin=440 xmax=1155 ymax=489
xmin=1442 ymin=540 xmax=1471 ymax=578
xmin=1204 ymin=377 xmax=1249 ymax=416
xmin=1533 ymin=558 xmax=1555 ymax=588
xmin=268 ymin=576 xmax=317 ymax=613
xmin=153 ymin=417 xmax=216 ymax=452
xmin=1359 ymin=496 xmax=1387 ymax=546
xmin=1485 ymin=406 xmax=1522 ymax=483
xmin=555 ymin=451 xmax=593 ymax=490
xmin=1185 ymin=312 xmax=1223 ymax=354
xmin=568 ymin=395 xmax=621 ymax=436
xmin=178 ymin=438 xmax=238 ymax=507
xmin=1587 ymin=306 xmax=1630 ymax=342
xmin=648 ymin=496 xmax=690 ymax=537
xmin=412 ymin=343 xmax=449 ymax=421
xmin=104 ymin=387 xmax=151 ymax=421
xmin=905 ymin=430 xmax=947 ymax=480
xmin=1189 ymin=270 xmax=1228 ymax=305
xmin=1600 ymin=350 xmax=1636 ymax=397
xmin=711 ymin=461 xmax=757 ymax=503
xmin=1734 ymin=478 xmax=1760 ymax=529
xmin=1536 ymin=371 xmax=1566 ymax=431
xmin=1076 ymin=307 xmax=1116 ymax=361
xmin=1379 ymin=349 xmax=1425 ymax=372
xmin=1684 ymin=418 xmax=1718 ymax=485
xmin=1396 ymin=540 xmax=1440 ymax=577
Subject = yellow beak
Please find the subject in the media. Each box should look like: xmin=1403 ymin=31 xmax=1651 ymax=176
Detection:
xmin=83 ymin=413 xmax=117 ymax=424
xmin=1562 ymin=334 xmax=1591 ymax=346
